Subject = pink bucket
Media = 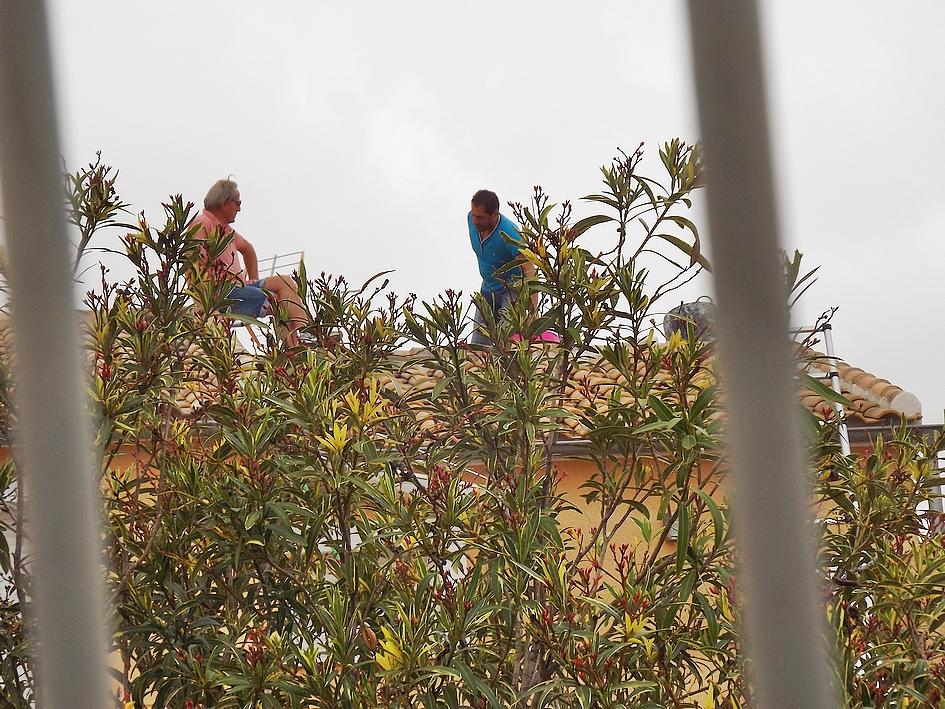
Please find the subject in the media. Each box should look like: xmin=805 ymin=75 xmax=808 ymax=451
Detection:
xmin=509 ymin=331 xmax=560 ymax=343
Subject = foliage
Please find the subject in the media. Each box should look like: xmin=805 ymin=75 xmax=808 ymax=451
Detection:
xmin=815 ymin=422 xmax=945 ymax=707
xmin=64 ymin=152 xmax=132 ymax=274
xmin=0 ymin=144 xmax=941 ymax=708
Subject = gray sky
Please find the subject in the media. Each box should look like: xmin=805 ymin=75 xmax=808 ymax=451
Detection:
xmin=23 ymin=1 xmax=945 ymax=422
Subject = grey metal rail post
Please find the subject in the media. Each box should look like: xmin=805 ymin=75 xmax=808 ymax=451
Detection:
xmin=685 ymin=2 xmax=834 ymax=707
xmin=822 ymin=323 xmax=851 ymax=456
xmin=0 ymin=2 xmax=110 ymax=708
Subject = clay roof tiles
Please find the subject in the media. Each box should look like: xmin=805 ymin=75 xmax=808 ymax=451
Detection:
xmin=367 ymin=344 xmax=922 ymax=440
xmin=801 ymin=350 xmax=921 ymax=425
xmin=167 ymin=342 xmax=922 ymax=432
xmin=1 ymin=314 xmax=919 ymax=433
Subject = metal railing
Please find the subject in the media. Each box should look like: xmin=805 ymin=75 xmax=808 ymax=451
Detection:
xmin=257 ymin=250 xmax=305 ymax=279
xmin=0 ymin=1 xmax=835 ymax=706
xmin=794 ymin=322 xmax=852 ymax=456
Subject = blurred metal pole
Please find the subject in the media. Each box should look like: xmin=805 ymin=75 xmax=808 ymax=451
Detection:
xmin=0 ymin=2 xmax=110 ymax=709
xmin=685 ymin=2 xmax=834 ymax=708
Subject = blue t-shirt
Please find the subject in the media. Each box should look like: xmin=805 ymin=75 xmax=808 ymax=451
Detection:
xmin=467 ymin=212 xmax=524 ymax=294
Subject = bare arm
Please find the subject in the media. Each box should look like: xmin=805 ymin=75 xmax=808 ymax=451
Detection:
xmin=520 ymin=259 xmax=538 ymax=309
xmin=236 ymin=237 xmax=260 ymax=282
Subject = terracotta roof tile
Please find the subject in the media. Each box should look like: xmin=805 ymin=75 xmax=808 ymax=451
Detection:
xmin=377 ymin=345 xmax=922 ymax=436
xmin=3 ymin=312 xmax=918 ymax=436
xmin=801 ymin=348 xmax=921 ymax=424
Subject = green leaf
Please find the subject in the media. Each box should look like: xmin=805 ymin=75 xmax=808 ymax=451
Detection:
xmin=633 ymin=515 xmax=653 ymax=542
xmin=244 ymin=508 xmax=262 ymax=530
xmin=798 ymin=371 xmax=853 ymax=409
xmin=694 ymin=488 xmax=725 ymax=552
xmin=0 ymin=521 xmax=10 ymax=574
xmin=679 ymin=567 xmax=697 ymax=601
xmin=675 ymin=503 xmax=690 ymax=575
xmin=430 ymin=374 xmax=453 ymax=399
xmin=656 ymin=233 xmax=711 ymax=271
xmin=635 ymin=417 xmax=682 ymax=435
xmin=694 ymin=590 xmax=719 ymax=645
xmin=571 ymin=214 xmax=614 ymax=236
xmin=689 ymin=384 xmax=717 ymax=420
xmin=648 ymin=395 xmax=676 ymax=422
xmin=582 ymin=193 xmax=620 ymax=210
xmin=452 ymin=661 xmax=502 ymax=707
xmin=666 ymin=214 xmax=699 ymax=236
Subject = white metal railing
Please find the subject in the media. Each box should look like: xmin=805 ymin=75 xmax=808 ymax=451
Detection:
xmin=821 ymin=323 xmax=852 ymax=456
xmin=257 ymin=250 xmax=305 ymax=279
xmin=793 ymin=322 xmax=852 ymax=456
xmin=238 ymin=251 xmax=307 ymax=351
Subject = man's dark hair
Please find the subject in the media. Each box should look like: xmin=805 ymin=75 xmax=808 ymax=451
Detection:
xmin=471 ymin=189 xmax=500 ymax=213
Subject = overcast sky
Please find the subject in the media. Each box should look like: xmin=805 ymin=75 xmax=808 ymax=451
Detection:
xmin=16 ymin=1 xmax=945 ymax=422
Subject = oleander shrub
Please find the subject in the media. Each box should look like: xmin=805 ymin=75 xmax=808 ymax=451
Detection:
xmin=0 ymin=146 xmax=941 ymax=708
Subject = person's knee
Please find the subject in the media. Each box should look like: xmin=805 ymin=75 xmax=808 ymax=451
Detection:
xmin=264 ymin=274 xmax=294 ymax=294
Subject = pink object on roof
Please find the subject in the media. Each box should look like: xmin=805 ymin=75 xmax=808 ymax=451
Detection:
xmin=509 ymin=331 xmax=560 ymax=343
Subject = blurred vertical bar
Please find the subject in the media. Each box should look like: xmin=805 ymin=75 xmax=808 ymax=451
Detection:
xmin=685 ymin=2 xmax=833 ymax=708
xmin=0 ymin=2 xmax=109 ymax=708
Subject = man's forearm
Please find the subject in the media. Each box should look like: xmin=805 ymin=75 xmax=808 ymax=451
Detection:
xmin=240 ymin=243 xmax=260 ymax=281
xmin=521 ymin=260 xmax=538 ymax=309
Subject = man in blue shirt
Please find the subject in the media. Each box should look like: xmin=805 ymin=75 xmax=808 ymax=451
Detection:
xmin=467 ymin=189 xmax=534 ymax=344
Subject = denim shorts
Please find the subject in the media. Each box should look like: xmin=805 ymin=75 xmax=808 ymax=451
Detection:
xmin=226 ymin=279 xmax=271 ymax=318
xmin=471 ymin=288 xmax=511 ymax=345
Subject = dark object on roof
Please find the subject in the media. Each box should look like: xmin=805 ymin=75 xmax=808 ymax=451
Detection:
xmin=663 ymin=299 xmax=715 ymax=340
